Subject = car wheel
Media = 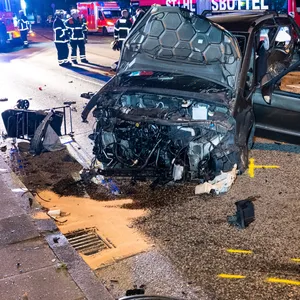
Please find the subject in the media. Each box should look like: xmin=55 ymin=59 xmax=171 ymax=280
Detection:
xmin=30 ymin=112 xmax=53 ymax=155
xmin=102 ymin=27 xmax=108 ymax=36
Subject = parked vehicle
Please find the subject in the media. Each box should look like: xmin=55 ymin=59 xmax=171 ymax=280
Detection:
xmin=77 ymin=1 xmax=121 ymax=35
xmin=0 ymin=8 xmax=22 ymax=47
xmin=82 ymin=7 xmax=300 ymax=183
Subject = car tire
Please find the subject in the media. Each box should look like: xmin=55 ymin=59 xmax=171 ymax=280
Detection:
xmin=102 ymin=27 xmax=108 ymax=36
xmin=30 ymin=112 xmax=53 ymax=155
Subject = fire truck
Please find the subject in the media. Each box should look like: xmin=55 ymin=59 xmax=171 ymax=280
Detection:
xmin=77 ymin=1 xmax=122 ymax=35
xmin=130 ymin=0 xmax=300 ymax=26
xmin=0 ymin=0 xmax=21 ymax=48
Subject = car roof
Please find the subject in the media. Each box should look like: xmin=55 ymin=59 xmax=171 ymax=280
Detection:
xmin=207 ymin=11 xmax=281 ymax=32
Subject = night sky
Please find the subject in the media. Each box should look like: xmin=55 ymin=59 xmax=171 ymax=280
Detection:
xmin=26 ymin=0 xmax=78 ymax=14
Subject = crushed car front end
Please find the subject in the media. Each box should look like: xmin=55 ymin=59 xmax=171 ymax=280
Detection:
xmin=84 ymin=6 xmax=245 ymax=182
xmin=91 ymin=74 xmax=239 ymax=182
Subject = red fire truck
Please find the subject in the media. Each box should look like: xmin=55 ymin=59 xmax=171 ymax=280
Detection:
xmin=130 ymin=0 xmax=300 ymax=26
xmin=0 ymin=0 xmax=21 ymax=47
xmin=77 ymin=1 xmax=122 ymax=35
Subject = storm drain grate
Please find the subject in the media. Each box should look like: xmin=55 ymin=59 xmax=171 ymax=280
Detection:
xmin=65 ymin=227 xmax=111 ymax=256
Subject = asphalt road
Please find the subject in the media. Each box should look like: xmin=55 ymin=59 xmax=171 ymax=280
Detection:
xmin=0 ymin=29 xmax=119 ymax=163
xmin=1 ymin=29 xmax=300 ymax=300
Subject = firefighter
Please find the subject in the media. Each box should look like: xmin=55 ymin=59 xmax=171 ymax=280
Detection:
xmin=132 ymin=8 xmax=145 ymax=29
xmin=111 ymin=10 xmax=132 ymax=71
xmin=114 ymin=10 xmax=132 ymax=48
xmin=18 ymin=10 xmax=29 ymax=48
xmin=65 ymin=9 xmax=88 ymax=64
xmin=0 ymin=18 xmax=8 ymax=50
xmin=53 ymin=10 xmax=71 ymax=67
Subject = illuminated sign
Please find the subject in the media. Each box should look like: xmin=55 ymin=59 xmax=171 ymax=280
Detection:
xmin=166 ymin=0 xmax=196 ymax=12
xmin=211 ymin=0 xmax=268 ymax=10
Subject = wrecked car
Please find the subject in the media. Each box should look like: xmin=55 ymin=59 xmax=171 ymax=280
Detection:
xmin=82 ymin=7 xmax=300 ymax=182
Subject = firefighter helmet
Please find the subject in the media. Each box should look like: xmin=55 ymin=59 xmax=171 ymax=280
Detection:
xmin=55 ymin=10 xmax=65 ymax=18
xmin=70 ymin=9 xmax=80 ymax=16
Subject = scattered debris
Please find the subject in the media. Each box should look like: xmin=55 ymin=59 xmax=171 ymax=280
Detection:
xmin=195 ymin=164 xmax=237 ymax=195
xmin=0 ymin=145 xmax=7 ymax=152
xmin=39 ymin=87 xmax=43 ymax=91
xmin=56 ymin=262 xmax=68 ymax=271
xmin=53 ymin=237 xmax=60 ymax=243
xmin=46 ymin=212 xmax=67 ymax=223
xmin=125 ymin=286 xmax=145 ymax=296
xmin=16 ymin=99 xmax=30 ymax=110
xmin=80 ymin=92 xmax=95 ymax=99
xmin=2 ymin=102 xmax=75 ymax=156
xmin=68 ymin=81 xmax=73 ymax=83
xmin=0 ymin=97 xmax=8 ymax=102
xmin=48 ymin=209 xmax=61 ymax=217
xmin=227 ymin=197 xmax=256 ymax=229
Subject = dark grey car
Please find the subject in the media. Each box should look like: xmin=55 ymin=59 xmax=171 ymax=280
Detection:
xmin=82 ymin=7 xmax=300 ymax=183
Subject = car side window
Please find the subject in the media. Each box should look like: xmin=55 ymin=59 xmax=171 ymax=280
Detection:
xmin=256 ymin=24 xmax=296 ymax=87
xmin=99 ymin=11 xmax=104 ymax=20
xmin=272 ymin=25 xmax=300 ymax=94
xmin=277 ymin=67 xmax=300 ymax=94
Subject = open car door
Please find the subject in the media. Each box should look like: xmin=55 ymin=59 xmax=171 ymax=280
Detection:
xmin=253 ymin=20 xmax=300 ymax=144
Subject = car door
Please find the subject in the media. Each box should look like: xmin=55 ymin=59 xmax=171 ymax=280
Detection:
xmin=253 ymin=20 xmax=300 ymax=143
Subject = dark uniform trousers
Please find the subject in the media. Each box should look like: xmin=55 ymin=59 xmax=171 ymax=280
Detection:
xmin=20 ymin=30 xmax=28 ymax=46
xmin=70 ymin=39 xmax=86 ymax=62
xmin=55 ymin=42 xmax=69 ymax=64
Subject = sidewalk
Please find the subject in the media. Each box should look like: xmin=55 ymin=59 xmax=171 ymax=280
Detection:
xmin=0 ymin=156 xmax=114 ymax=300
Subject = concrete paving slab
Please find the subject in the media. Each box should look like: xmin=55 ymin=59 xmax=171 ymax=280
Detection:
xmin=0 ymin=214 xmax=39 ymax=247
xmin=0 ymin=156 xmax=11 ymax=171
xmin=34 ymin=218 xmax=58 ymax=233
xmin=46 ymin=233 xmax=114 ymax=300
xmin=0 ymin=238 xmax=57 ymax=280
xmin=0 ymin=170 xmax=31 ymax=212
xmin=0 ymin=265 xmax=85 ymax=300
xmin=0 ymin=194 xmax=26 ymax=220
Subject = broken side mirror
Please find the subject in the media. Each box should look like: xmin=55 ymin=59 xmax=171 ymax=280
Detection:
xmin=260 ymin=74 xmax=274 ymax=104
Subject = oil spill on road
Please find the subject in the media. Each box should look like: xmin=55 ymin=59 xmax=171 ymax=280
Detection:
xmin=35 ymin=190 xmax=151 ymax=270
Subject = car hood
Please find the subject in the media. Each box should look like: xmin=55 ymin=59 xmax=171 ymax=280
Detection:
xmin=118 ymin=6 xmax=242 ymax=90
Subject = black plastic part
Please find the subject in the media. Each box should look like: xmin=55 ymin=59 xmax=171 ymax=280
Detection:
xmin=227 ymin=199 xmax=255 ymax=229
xmin=2 ymin=109 xmax=63 ymax=139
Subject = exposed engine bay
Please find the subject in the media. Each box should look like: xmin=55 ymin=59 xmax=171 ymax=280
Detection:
xmin=92 ymin=91 xmax=239 ymax=182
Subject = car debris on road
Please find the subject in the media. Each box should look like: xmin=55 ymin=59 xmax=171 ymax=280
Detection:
xmin=195 ymin=164 xmax=237 ymax=195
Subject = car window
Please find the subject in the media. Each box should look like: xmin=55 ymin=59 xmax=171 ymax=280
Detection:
xmin=257 ymin=24 xmax=296 ymax=85
xmin=277 ymin=68 xmax=300 ymax=93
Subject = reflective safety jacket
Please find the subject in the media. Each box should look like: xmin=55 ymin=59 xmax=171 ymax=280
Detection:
xmin=53 ymin=17 xmax=68 ymax=43
xmin=114 ymin=17 xmax=132 ymax=41
xmin=65 ymin=17 xmax=87 ymax=41
xmin=18 ymin=16 xmax=29 ymax=31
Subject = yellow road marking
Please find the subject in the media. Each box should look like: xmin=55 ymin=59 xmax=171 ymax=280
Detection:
xmin=266 ymin=278 xmax=300 ymax=286
xmin=291 ymin=258 xmax=300 ymax=263
xmin=218 ymin=274 xmax=246 ymax=279
xmin=227 ymin=249 xmax=253 ymax=254
xmin=248 ymin=158 xmax=280 ymax=178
